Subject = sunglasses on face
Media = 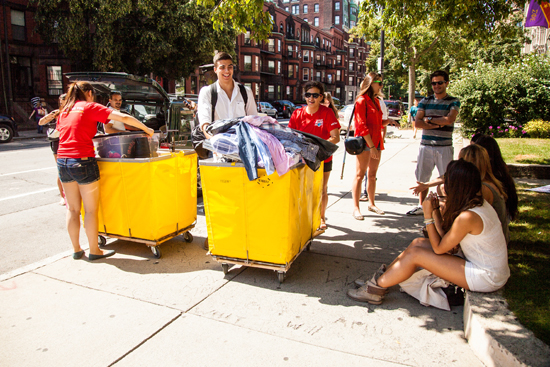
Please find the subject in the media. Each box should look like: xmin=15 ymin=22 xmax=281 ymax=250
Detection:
xmin=305 ymin=93 xmax=321 ymax=99
xmin=372 ymin=80 xmax=383 ymax=86
xmin=431 ymin=81 xmax=446 ymax=86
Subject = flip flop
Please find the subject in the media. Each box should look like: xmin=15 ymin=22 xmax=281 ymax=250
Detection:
xmin=318 ymin=223 xmax=328 ymax=230
xmin=353 ymin=212 xmax=364 ymax=221
xmin=368 ymin=206 xmax=385 ymax=215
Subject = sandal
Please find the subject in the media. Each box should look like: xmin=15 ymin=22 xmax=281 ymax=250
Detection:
xmin=368 ymin=206 xmax=385 ymax=215
xmin=353 ymin=211 xmax=364 ymax=221
xmin=359 ymin=194 xmax=369 ymax=202
xmin=318 ymin=223 xmax=328 ymax=231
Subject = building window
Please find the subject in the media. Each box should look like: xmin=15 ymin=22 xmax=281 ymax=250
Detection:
xmin=286 ymin=85 xmax=291 ymax=97
xmin=304 ymin=18 xmax=308 ymax=23
xmin=292 ymin=5 xmax=299 ymax=14
xmin=254 ymin=56 xmax=259 ymax=71
xmin=268 ymin=60 xmax=275 ymax=73
xmin=287 ymin=45 xmax=293 ymax=57
xmin=288 ymin=64 xmax=294 ymax=78
xmin=316 ymin=71 xmax=321 ymax=81
xmin=349 ymin=62 xmax=354 ymax=71
xmin=336 ymin=87 xmax=340 ymax=96
xmin=11 ymin=10 xmax=26 ymax=41
xmin=314 ymin=17 xmax=319 ymax=26
xmin=303 ymin=4 xmax=308 ymax=13
xmin=303 ymin=68 xmax=309 ymax=81
xmin=349 ymin=76 xmax=353 ymax=85
xmin=348 ymin=91 xmax=354 ymax=101
xmin=327 ymin=74 xmax=333 ymax=84
xmin=336 ymin=55 xmax=342 ymax=65
xmin=255 ymin=84 xmax=260 ymax=100
xmin=191 ymin=78 xmax=197 ymax=94
xmin=350 ymin=48 xmax=354 ymax=57
xmin=268 ymin=85 xmax=275 ymax=100
xmin=303 ymin=50 xmax=309 ymax=63
xmin=244 ymin=55 xmax=252 ymax=71
xmin=335 ymin=2 xmax=340 ymax=10
xmin=268 ymin=39 xmax=275 ymax=52
xmin=244 ymin=31 xmax=251 ymax=45
xmin=314 ymin=3 xmax=319 ymax=12
xmin=278 ymin=39 xmax=281 ymax=52
xmin=278 ymin=61 xmax=281 ymax=74
xmin=285 ymin=6 xmax=289 ymax=12
xmin=47 ymin=66 xmax=63 ymax=96
xmin=283 ymin=0 xmax=289 ymax=2
xmin=335 ymin=15 xmax=340 ymax=24
xmin=337 ymin=70 xmax=341 ymax=81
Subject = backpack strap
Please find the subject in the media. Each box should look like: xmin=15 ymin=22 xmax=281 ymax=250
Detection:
xmin=210 ymin=83 xmax=218 ymax=122
xmin=237 ymin=83 xmax=248 ymax=109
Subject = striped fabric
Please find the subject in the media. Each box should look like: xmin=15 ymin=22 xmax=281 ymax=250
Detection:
xmin=30 ymin=96 xmax=41 ymax=108
xmin=418 ymin=95 xmax=460 ymax=146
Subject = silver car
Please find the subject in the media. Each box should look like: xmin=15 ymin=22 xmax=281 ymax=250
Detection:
xmin=257 ymin=102 xmax=278 ymax=119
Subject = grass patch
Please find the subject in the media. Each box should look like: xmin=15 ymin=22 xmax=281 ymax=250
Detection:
xmin=503 ymin=183 xmax=550 ymax=345
xmin=496 ymin=138 xmax=550 ymax=165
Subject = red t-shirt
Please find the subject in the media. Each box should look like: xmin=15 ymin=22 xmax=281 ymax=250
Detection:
xmin=56 ymin=101 xmax=112 ymax=158
xmin=288 ymin=105 xmax=340 ymax=162
xmin=354 ymin=95 xmax=384 ymax=151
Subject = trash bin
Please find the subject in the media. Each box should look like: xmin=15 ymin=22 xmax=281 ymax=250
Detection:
xmin=200 ymin=159 xmax=323 ymax=282
xmin=89 ymin=150 xmax=198 ymax=258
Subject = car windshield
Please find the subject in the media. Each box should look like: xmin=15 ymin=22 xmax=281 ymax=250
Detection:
xmin=385 ymin=102 xmax=400 ymax=109
xmin=265 ymin=103 xmax=274 ymax=108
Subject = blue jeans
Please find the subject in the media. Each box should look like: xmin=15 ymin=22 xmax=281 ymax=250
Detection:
xmin=57 ymin=157 xmax=100 ymax=185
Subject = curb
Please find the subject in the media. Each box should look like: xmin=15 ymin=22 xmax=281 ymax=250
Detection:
xmin=464 ymin=290 xmax=550 ymax=367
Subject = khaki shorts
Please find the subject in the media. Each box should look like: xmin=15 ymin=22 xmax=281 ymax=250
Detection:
xmin=415 ymin=145 xmax=454 ymax=183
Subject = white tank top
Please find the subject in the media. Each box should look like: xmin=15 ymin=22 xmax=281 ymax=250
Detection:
xmin=460 ymin=200 xmax=510 ymax=289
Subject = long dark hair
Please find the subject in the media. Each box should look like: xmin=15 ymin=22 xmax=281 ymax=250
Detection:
xmin=357 ymin=72 xmax=382 ymax=110
xmin=471 ymin=134 xmax=518 ymax=220
xmin=442 ymin=159 xmax=484 ymax=232
xmin=61 ymin=81 xmax=95 ymax=114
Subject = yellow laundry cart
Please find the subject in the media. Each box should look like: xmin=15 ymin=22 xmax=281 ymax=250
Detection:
xmin=92 ymin=150 xmax=197 ymax=258
xmin=200 ymin=159 xmax=324 ymax=283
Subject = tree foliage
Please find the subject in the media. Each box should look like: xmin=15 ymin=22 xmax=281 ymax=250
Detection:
xmin=449 ymin=55 xmax=550 ymax=137
xmin=32 ymin=0 xmax=237 ymax=79
xmin=354 ymin=0 xmax=522 ymax=105
xmin=197 ymin=0 xmax=273 ymax=41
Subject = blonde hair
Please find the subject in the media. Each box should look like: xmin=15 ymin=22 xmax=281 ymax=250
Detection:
xmin=322 ymin=92 xmax=339 ymax=118
xmin=459 ymin=144 xmax=507 ymax=200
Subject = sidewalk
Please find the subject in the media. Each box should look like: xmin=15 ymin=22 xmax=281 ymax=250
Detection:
xmin=13 ymin=129 xmax=47 ymax=141
xmin=1 ymin=129 xmax=547 ymax=367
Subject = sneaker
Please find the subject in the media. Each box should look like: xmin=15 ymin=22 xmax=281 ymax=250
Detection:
xmin=406 ymin=206 xmax=424 ymax=215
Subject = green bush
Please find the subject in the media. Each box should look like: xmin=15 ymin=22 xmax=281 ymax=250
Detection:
xmin=399 ymin=114 xmax=410 ymax=129
xmin=449 ymin=55 xmax=550 ymax=137
xmin=524 ymin=119 xmax=550 ymax=138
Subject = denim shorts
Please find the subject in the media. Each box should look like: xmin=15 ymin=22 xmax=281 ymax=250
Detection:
xmin=57 ymin=157 xmax=100 ymax=185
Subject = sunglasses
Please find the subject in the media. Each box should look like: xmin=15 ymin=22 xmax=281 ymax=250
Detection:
xmin=305 ymin=93 xmax=321 ymax=99
xmin=431 ymin=81 xmax=446 ymax=86
xmin=372 ymin=80 xmax=383 ymax=86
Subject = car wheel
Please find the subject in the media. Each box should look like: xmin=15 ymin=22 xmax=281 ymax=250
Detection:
xmin=0 ymin=124 xmax=14 ymax=143
xmin=285 ymin=110 xmax=290 ymax=118
xmin=274 ymin=112 xmax=278 ymax=119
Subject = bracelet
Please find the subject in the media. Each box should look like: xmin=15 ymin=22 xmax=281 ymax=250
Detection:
xmin=423 ymin=218 xmax=435 ymax=225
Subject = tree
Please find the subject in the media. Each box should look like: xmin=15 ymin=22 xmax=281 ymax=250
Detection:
xmin=197 ymin=0 xmax=273 ymax=41
xmin=32 ymin=0 xmax=237 ymax=80
xmin=355 ymin=0 xmax=519 ymax=106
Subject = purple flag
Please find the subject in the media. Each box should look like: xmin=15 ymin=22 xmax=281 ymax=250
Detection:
xmin=525 ymin=0 xmax=550 ymax=28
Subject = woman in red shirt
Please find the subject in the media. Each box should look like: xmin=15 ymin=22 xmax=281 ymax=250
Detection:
xmin=289 ymin=81 xmax=340 ymax=230
xmin=352 ymin=72 xmax=385 ymax=219
xmin=57 ymin=81 xmax=153 ymax=261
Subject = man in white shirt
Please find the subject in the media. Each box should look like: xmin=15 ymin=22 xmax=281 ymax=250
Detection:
xmin=197 ymin=52 xmax=257 ymax=138
xmin=105 ymin=91 xmax=128 ymax=134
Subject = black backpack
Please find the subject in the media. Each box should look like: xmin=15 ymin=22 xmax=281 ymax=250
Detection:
xmin=191 ymin=83 xmax=248 ymax=159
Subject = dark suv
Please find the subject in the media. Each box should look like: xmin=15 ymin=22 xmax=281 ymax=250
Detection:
xmin=384 ymin=100 xmax=405 ymax=121
xmin=0 ymin=115 xmax=18 ymax=143
xmin=269 ymin=100 xmax=297 ymax=118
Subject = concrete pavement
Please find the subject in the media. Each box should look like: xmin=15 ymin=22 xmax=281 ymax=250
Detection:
xmin=1 ymin=128 xmax=548 ymax=366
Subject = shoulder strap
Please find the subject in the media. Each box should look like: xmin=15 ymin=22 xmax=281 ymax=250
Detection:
xmin=346 ymin=102 xmax=366 ymax=138
xmin=237 ymin=83 xmax=248 ymax=109
xmin=210 ymin=83 xmax=218 ymax=122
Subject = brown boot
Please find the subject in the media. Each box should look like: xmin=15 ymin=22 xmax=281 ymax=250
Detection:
xmin=353 ymin=264 xmax=387 ymax=290
xmin=347 ymin=279 xmax=387 ymax=305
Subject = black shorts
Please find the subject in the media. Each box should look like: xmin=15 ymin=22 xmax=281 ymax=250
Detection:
xmin=323 ymin=160 xmax=333 ymax=173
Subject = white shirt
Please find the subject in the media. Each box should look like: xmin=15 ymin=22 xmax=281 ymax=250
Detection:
xmin=378 ymin=97 xmax=388 ymax=120
xmin=108 ymin=107 xmax=126 ymax=131
xmin=197 ymin=81 xmax=258 ymax=128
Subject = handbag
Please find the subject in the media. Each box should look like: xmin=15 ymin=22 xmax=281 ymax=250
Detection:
xmin=343 ymin=104 xmax=366 ymax=155
xmin=47 ymin=128 xmax=60 ymax=141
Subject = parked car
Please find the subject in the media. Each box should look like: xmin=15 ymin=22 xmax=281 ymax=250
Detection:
xmin=338 ymin=104 xmax=355 ymax=135
xmin=269 ymin=100 xmax=297 ymax=118
xmin=0 ymin=115 xmax=18 ymax=143
xmin=257 ymin=102 xmax=278 ymax=118
xmin=332 ymin=97 xmax=343 ymax=110
xmin=384 ymin=100 xmax=405 ymax=121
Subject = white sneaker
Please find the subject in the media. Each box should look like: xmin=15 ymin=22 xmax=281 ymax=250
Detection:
xmin=406 ymin=206 xmax=424 ymax=215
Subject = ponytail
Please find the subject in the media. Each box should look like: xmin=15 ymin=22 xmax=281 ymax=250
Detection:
xmin=61 ymin=81 xmax=94 ymax=114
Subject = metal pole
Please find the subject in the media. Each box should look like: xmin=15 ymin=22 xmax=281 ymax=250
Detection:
xmin=2 ymin=0 xmax=14 ymax=117
xmin=0 ymin=18 xmax=8 ymax=113
xmin=380 ymin=29 xmax=384 ymax=77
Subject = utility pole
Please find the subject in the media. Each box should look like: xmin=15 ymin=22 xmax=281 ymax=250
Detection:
xmin=2 ymin=0 xmax=14 ymax=117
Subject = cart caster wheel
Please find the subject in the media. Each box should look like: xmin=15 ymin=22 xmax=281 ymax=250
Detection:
xmin=222 ymin=263 xmax=229 ymax=275
xmin=277 ymin=271 xmax=285 ymax=284
xmin=98 ymin=235 xmax=107 ymax=248
xmin=183 ymin=232 xmax=193 ymax=243
xmin=151 ymin=246 xmax=161 ymax=259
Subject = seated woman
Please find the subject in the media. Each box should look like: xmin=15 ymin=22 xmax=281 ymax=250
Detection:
xmin=348 ymin=159 xmax=509 ymax=305
xmin=471 ymin=134 xmax=518 ymax=222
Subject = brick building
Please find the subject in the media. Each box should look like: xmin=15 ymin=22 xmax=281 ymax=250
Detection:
xmin=181 ymin=1 xmax=369 ymax=105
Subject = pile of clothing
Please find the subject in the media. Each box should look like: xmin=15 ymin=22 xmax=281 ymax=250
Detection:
xmin=197 ymin=115 xmax=338 ymax=181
